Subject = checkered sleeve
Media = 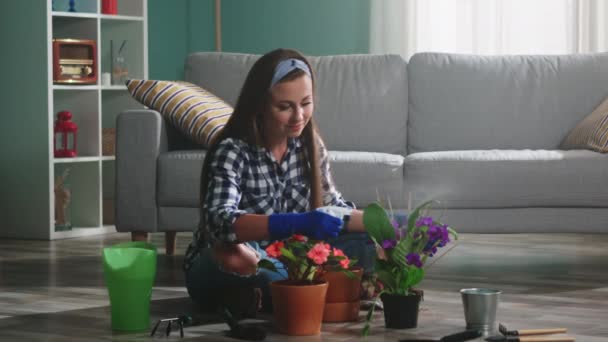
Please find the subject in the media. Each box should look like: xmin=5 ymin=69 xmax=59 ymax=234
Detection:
xmin=318 ymin=137 xmax=355 ymax=209
xmin=204 ymin=139 xmax=248 ymax=243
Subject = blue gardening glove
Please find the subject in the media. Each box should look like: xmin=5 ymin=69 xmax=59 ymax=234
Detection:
xmin=268 ymin=211 xmax=343 ymax=240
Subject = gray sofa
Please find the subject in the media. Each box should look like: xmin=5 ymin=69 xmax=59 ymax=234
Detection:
xmin=116 ymin=52 xmax=608 ymax=253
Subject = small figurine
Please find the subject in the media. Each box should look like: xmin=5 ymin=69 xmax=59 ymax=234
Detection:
xmin=54 ymin=168 xmax=72 ymax=231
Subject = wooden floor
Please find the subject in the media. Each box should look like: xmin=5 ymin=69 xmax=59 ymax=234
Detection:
xmin=0 ymin=232 xmax=607 ymax=341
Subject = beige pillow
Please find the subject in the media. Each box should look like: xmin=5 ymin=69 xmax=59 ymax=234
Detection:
xmin=126 ymin=79 xmax=232 ymax=147
xmin=562 ymin=96 xmax=608 ymax=152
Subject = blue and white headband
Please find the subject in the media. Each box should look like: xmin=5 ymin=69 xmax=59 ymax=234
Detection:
xmin=270 ymin=58 xmax=312 ymax=88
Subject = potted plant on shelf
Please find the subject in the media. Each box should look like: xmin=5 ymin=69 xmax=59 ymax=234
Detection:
xmin=258 ymin=234 xmax=355 ymax=336
xmin=362 ymin=200 xmax=458 ymax=335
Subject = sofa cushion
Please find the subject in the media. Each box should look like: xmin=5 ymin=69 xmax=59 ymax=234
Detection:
xmin=185 ymin=52 xmax=408 ymax=155
xmin=328 ymin=151 xmax=406 ymax=209
xmin=158 ymin=150 xmax=207 ymax=207
xmin=562 ymin=96 xmax=608 ymax=152
xmin=408 ymin=52 xmax=608 ymax=153
xmin=404 ymin=149 xmax=608 ymax=208
xmin=126 ymin=79 xmax=232 ymax=147
xmin=311 ymin=55 xmax=408 ymax=155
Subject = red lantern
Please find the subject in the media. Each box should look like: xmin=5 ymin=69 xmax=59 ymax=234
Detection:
xmin=54 ymin=111 xmax=78 ymax=158
xmin=102 ymin=0 xmax=118 ymax=14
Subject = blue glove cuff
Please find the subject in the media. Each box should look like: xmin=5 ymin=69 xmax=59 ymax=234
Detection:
xmin=268 ymin=213 xmax=300 ymax=240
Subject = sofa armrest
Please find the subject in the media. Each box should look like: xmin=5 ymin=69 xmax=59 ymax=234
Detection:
xmin=115 ymin=109 xmax=168 ymax=233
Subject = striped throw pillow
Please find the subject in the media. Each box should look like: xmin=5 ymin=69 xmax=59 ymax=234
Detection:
xmin=126 ymin=79 xmax=232 ymax=147
xmin=562 ymin=96 xmax=608 ymax=153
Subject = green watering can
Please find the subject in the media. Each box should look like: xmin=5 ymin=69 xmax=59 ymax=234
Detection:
xmin=102 ymin=241 xmax=157 ymax=331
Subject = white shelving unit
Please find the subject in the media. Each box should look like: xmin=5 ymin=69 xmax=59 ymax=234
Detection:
xmin=1 ymin=0 xmax=147 ymax=240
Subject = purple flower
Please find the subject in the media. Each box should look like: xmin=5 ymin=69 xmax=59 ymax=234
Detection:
xmin=433 ymin=224 xmax=450 ymax=246
xmin=391 ymin=219 xmax=399 ymax=229
xmin=427 ymin=224 xmax=442 ymax=240
xmin=423 ymin=237 xmax=438 ymax=255
xmin=440 ymin=224 xmax=450 ymax=245
xmin=424 ymin=223 xmax=451 ymax=256
xmin=425 ymin=245 xmax=438 ymax=257
xmin=406 ymin=253 xmax=423 ymax=268
xmin=416 ymin=216 xmax=434 ymax=227
xmin=381 ymin=239 xmax=397 ymax=249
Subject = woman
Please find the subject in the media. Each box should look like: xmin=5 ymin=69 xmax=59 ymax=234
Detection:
xmin=184 ymin=48 xmax=368 ymax=317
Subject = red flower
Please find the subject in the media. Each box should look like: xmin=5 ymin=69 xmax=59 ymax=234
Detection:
xmin=332 ymin=247 xmax=345 ymax=257
xmin=265 ymin=241 xmax=284 ymax=258
xmin=290 ymin=234 xmax=307 ymax=242
xmin=339 ymin=257 xmax=350 ymax=269
xmin=307 ymin=242 xmax=331 ymax=265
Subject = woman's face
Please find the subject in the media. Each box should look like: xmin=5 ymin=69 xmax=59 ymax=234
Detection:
xmin=263 ymin=74 xmax=314 ymax=145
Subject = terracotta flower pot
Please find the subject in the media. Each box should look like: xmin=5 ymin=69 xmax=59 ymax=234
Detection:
xmin=321 ymin=268 xmax=363 ymax=303
xmin=380 ymin=289 xmax=423 ymax=329
xmin=319 ymin=268 xmax=363 ymax=322
xmin=270 ymin=280 xmax=328 ymax=336
xmin=323 ymin=301 xmax=361 ymax=322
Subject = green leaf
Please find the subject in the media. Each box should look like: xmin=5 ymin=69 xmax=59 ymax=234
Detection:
xmin=361 ymin=289 xmax=386 ymax=337
xmin=397 ymin=267 xmax=409 ymax=292
xmin=362 ymin=302 xmax=374 ymax=337
xmin=375 ymin=259 xmax=392 ymax=272
xmin=369 ymin=235 xmax=381 ymax=249
xmin=406 ymin=267 xmax=425 ymax=288
xmin=300 ymin=262 xmax=316 ymax=281
xmin=279 ymin=247 xmax=297 ymax=263
xmin=391 ymin=239 xmax=411 ymax=269
xmin=343 ymin=269 xmax=356 ymax=279
xmin=257 ymin=259 xmax=278 ymax=273
xmin=363 ymin=202 xmax=396 ymax=242
xmin=376 ymin=269 xmax=397 ymax=292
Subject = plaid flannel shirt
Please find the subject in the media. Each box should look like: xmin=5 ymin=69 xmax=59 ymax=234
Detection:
xmin=184 ymin=136 xmax=353 ymax=270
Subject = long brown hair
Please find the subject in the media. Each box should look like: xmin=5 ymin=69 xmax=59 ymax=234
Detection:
xmin=199 ymin=48 xmax=323 ymax=220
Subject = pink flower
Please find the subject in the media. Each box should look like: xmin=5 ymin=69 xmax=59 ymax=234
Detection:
xmin=265 ymin=241 xmax=284 ymax=258
xmin=339 ymin=257 xmax=350 ymax=269
xmin=307 ymin=242 xmax=331 ymax=265
xmin=332 ymin=248 xmax=345 ymax=257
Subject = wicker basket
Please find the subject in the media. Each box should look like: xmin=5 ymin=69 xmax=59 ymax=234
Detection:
xmin=102 ymin=128 xmax=116 ymax=156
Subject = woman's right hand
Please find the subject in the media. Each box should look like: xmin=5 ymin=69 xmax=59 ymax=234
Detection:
xmin=268 ymin=211 xmax=343 ymax=240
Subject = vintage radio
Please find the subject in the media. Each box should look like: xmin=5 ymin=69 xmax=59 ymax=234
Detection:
xmin=52 ymin=39 xmax=97 ymax=84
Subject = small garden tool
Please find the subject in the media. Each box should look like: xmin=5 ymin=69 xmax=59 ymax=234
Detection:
xmin=485 ymin=335 xmax=574 ymax=342
xmin=150 ymin=315 xmax=191 ymax=338
xmin=499 ymin=323 xmax=568 ymax=336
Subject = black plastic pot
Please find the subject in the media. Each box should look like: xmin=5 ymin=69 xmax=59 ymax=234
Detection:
xmin=380 ymin=291 xmax=422 ymax=329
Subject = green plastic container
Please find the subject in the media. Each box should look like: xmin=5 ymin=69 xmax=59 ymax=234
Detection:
xmin=102 ymin=241 xmax=157 ymax=331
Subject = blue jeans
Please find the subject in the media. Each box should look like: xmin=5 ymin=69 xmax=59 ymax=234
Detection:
xmin=185 ymin=241 xmax=287 ymax=313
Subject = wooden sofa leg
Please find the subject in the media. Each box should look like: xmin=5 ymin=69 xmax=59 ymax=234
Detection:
xmin=131 ymin=231 xmax=148 ymax=242
xmin=165 ymin=231 xmax=177 ymax=256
